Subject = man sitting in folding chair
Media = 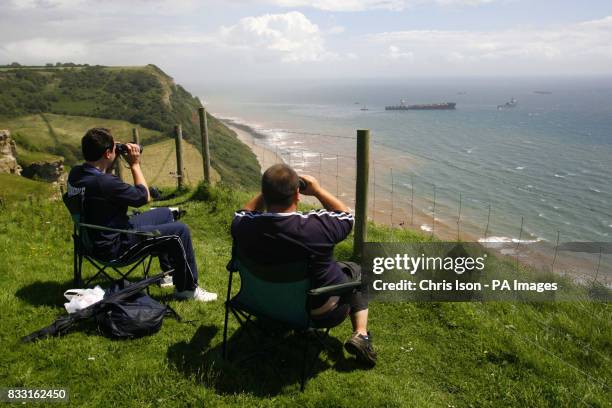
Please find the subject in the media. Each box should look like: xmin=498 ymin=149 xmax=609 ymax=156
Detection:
xmin=230 ymin=163 xmax=376 ymax=366
xmin=67 ymin=127 xmax=217 ymax=302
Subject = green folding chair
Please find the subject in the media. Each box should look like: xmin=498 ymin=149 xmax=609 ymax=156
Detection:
xmin=63 ymin=191 xmax=160 ymax=287
xmin=222 ymin=244 xmax=360 ymax=391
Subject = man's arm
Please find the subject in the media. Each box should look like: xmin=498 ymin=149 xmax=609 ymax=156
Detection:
xmin=125 ymin=143 xmax=151 ymax=203
xmin=242 ymin=193 xmax=266 ymax=212
xmin=300 ymin=175 xmax=349 ymax=213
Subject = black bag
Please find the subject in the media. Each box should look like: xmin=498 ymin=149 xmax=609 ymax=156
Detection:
xmin=96 ymin=280 xmax=179 ymax=339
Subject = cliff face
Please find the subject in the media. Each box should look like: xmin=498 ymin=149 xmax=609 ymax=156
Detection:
xmin=0 ymin=130 xmax=21 ymax=175
xmin=21 ymin=159 xmax=65 ymax=183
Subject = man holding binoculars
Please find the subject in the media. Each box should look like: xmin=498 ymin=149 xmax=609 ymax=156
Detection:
xmin=231 ymin=164 xmax=377 ymax=366
xmin=67 ymin=127 xmax=217 ymax=302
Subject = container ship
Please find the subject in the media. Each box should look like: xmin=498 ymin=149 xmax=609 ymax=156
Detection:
xmin=385 ymin=99 xmax=456 ymax=110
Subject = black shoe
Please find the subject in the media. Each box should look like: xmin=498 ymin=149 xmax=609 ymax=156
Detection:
xmin=344 ymin=331 xmax=377 ymax=367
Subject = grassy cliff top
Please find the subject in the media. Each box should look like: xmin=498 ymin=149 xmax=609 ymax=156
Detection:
xmin=0 ymin=64 xmax=260 ymax=189
xmin=0 ymin=184 xmax=609 ymax=406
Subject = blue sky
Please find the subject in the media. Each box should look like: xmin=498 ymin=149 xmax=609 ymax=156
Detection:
xmin=1 ymin=0 xmax=611 ymax=82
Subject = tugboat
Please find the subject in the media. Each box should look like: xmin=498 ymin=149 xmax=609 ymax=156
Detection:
xmin=497 ymin=98 xmax=517 ymax=110
xmin=385 ymin=99 xmax=456 ymax=110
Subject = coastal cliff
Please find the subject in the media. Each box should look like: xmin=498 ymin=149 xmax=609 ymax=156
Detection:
xmin=0 ymin=65 xmax=260 ymax=189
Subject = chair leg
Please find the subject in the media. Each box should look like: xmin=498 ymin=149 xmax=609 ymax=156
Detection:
xmin=222 ymin=272 xmax=234 ymax=360
xmin=73 ymin=246 xmax=78 ymax=287
xmin=300 ymin=336 xmax=309 ymax=392
xmin=143 ymin=256 xmax=153 ymax=295
xmin=144 ymin=255 xmax=153 ymax=279
xmin=76 ymin=254 xmax=84 ymax=287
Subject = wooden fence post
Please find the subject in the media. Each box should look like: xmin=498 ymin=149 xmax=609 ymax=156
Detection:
xmin=174 ymin=124 xmax=184 ymax=190
xmin=112 ymin=158 xmax=122 ymax=181
xmin=198 ymin=107 xmax=211 ymax=183
xmin=353 ymin=129 xmax=370 ymax=260
xmin=132 ymin=128 xmax=140 ymax=145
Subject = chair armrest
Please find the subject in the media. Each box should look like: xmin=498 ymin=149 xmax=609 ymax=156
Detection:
xmin=78 ymin=222 xmax=161 ymax=237
xmin=308 ymin=281 xmax=361 ymax=297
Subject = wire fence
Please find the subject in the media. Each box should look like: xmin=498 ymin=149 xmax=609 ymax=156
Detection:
xmin=241 ymin=128 xmax=611 ymax=290
xmin=135 ymin=124 xmax=611 ymax=293
xmin=242 ymin=128 xmax=611 ymax=403
xmin=109 ymin=121 xmax=610 ymax=399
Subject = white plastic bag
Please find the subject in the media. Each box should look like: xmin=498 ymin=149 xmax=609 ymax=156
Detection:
xmin=63 ymin=286 xmax=105 ymax=314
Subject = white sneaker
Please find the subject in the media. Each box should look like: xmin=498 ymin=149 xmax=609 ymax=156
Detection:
xmin=174 ymin=286 xmax=218 ymax=302
xmin=159 ymin=275 xmax=174 ymax=288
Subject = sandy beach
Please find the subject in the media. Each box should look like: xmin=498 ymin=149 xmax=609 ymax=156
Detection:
xmin=227 ymin=123 xmax=284 ymax=171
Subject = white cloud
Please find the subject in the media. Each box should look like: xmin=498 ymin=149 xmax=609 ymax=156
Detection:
xmin=218 ymin=11 xmax=332 ymax=62
xmin=386 ymin=45 xmax=414 ymax=60
xmin=8 ymin=0 xmax=198 ymax=14
xmin=262 ymin=0 xmax=496 ymax=12
xmin=3 ymin=38 xmax=87 ymax=62
xmin=114 ymin=34 xmax=212 ymax=46
xmin=367 ymin=16 xmax=612 ymax=73
xmin=327 ymin=26 xmax=346 ymax=35
xmin=10 ymin=0 xmax=84 ymax=9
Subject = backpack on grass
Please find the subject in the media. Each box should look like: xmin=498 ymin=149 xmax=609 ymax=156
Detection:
xmin=96 ymin=279 xmax=181 ymax=339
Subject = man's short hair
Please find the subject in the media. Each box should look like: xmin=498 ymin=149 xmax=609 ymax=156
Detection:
xmin=82 ymin=128 xmax=114 ymax=161
xmin=262 ymin=164 xmax=299 ymax=208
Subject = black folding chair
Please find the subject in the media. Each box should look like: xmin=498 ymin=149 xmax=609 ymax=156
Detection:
xmin=62 ymin=191 xmax=160 ymax=287
xmin=222 ymin=243 xmax=360 ymax=391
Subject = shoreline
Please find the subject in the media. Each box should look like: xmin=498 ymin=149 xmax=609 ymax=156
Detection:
xmin=224 ymin=118 xmax=609 ymax=286
xmin=226 ymin=122 xmax=284 ymax=171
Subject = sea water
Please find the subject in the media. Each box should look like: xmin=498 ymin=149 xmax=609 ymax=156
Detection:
xmin=193 ymin=77 xmax=612 ymax=246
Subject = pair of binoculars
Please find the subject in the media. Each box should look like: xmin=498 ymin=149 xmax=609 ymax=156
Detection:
xmin=298 ymin=177 xmax=307 ymax=193
xmin=115 ymin=143 xmax=144 ymax=155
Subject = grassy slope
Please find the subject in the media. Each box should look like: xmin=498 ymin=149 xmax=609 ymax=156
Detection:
xmin=1 ymin=113 xmax=164 ymax=166
xmin=0 ymin=65 xmax=261 ymax=189
xmin=138 ymin=138 xmax=220 ymax=187
xmin=0 ymin=173 xmax=54 ymax=202
xmin=0 ymin=185 xmax=609 ymax=407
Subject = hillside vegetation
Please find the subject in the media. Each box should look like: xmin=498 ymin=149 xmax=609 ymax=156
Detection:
xmin=4 ymin=113 xmax=164 ymax=166
xmin=0 ymin=65 xmax=259 ymax=189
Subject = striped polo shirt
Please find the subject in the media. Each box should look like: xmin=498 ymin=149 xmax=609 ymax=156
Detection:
xmin=231 ymin=209 xmax=354 ymax=289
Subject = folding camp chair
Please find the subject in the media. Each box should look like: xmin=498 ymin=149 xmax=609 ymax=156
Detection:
xmin=222 ymin=244 xmax=361 ymax=391
xmin=62 ymin=191 xmax=160 ymax=287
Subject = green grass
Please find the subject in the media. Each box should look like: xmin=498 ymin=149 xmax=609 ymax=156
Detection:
xmin=0 ymin=173 xmax=54 ymax=202
xmin=1 ymin=113 xmax=163 ymax=159
xmin=138 ymin=138 xmax=221 ymax=187
xmin=0 ymin=184 xmax=609 ymax=407
xmin=0 ymin=65 xmax=261 ymax=190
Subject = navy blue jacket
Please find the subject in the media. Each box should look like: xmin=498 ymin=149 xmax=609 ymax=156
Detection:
xmin=231 ymin=209 xmax=354 ymax=290
xmin=68 ymin=163 xmax=148 ymax=259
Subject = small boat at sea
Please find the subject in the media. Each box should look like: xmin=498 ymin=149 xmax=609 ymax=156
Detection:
xmin=497 ymin=98 xmax=517 ymax=110
xmin=385 ymin=99 xmax=456 ymax=110
xmin=360 ymin=105 xmax=369 ymax=111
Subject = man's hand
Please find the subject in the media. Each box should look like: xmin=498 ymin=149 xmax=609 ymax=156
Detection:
xmin=125 ymin=143 xmax=141 ymax=166
xmin=299 ymin=174 xmax=349 ymax=213
xmin=299 ymin=174 xmax=320 ymax=196
xmin=121 ymin=142 xmax=150 ymax=203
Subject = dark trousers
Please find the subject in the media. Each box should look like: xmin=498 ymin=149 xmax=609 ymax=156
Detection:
xmin=118 ymin=208 xmax=198 ymax=291
xmin=311 ymin=261 xmax=368 ymax=328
